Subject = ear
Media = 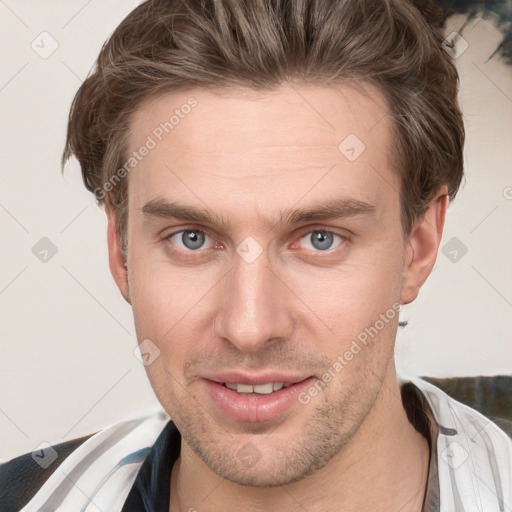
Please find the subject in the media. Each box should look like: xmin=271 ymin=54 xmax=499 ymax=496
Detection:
xmin=400 ymin=186 xmax=448 ymax=305
xmin=105 ymin=202 xmax=131 ymax=304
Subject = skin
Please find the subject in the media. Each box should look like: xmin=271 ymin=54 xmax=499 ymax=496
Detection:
xmin=105 ymin=82 xmax=447 ymax=512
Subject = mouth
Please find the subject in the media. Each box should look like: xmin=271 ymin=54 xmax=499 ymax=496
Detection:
xmin=222 ymin=382 xmax=293 ymax=394
xmin=202 ymin=373 xmax=315 ymax=422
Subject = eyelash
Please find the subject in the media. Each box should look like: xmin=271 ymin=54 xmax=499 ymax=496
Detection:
xmin=164 ymin=226 xmax=347 ymax=258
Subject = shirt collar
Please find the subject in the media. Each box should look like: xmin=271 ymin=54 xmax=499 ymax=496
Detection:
xmin=121 ymin=381 xmax=439 ymax=512
xmin=121 ymin=419 xmax=181 ymax=512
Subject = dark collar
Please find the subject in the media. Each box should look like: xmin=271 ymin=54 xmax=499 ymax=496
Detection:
xmin=121 ymin=381 xmax=439 ymax=511
xmin=121 ymin=419 xmax=181 ymax=512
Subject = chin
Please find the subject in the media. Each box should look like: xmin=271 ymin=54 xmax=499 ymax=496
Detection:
xmin=185 ymin=428 xmax=340 ymax=488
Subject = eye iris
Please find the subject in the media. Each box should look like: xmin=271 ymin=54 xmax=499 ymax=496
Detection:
xmin=311 ymin=232 xmax=333 ymax=251
xmin=182 ymin=230 xmax=205 ymax=250
xmin=178 ymin=232 xmax=335 ymax=251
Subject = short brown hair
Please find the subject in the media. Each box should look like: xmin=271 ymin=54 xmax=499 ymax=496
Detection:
xmin=62 ymin=0 xmax=464 ymax=253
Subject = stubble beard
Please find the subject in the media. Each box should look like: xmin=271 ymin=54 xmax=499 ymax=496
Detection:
xmin=172 ymin=372 xmax=382 ymax=488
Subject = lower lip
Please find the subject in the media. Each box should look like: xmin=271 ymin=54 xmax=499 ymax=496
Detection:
xmin=203 ymin=378 xmax=314 ymax=422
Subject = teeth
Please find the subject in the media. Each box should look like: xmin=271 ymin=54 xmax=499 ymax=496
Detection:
xmin=253 ymin=383 xmax=274 ymax=394
xmin=237 ymin=383 xmax=254 ymax=394
xmin=224 ymin=382 xmax=286 ymax=394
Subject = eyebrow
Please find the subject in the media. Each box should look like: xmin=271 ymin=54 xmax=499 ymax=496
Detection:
xmin=140 ymin=197 xmax=376 ymax=230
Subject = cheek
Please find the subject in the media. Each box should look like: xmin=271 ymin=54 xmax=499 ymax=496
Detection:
xmin=128 ymin=269 xmax=199 ymax=414
xmin=127 ymin=216 xmax=405 ymax=366
xmin=128 ymin=256 xmax=219 ymax=370
xmin=129 ymin=268 xmax=185 ymax=351
xmin=289 ymin=249 xmax=403 ymax=336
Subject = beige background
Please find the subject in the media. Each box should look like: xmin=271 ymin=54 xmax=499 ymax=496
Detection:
xmin=1 ymin=1 xmax=511 ymax=461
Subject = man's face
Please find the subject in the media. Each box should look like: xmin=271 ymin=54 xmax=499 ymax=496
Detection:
xmin=121 ymin=83 xmax=408 ymax=486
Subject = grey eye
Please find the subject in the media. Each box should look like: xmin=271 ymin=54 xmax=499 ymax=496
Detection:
xmin=169 ymin=230 xmax=209 ymax=250
xmin=300 ymin=231 xmax=343 ymax=252
xmin=182 ymin=230 xmax=205 ymax=250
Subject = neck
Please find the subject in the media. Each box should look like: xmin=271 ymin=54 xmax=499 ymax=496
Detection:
xmin=169 ymin=367 xmax=430 ymax=512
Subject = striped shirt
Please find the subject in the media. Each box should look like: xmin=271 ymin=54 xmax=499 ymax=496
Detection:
xmin=14 ymin=376 xmax=512 ymax=511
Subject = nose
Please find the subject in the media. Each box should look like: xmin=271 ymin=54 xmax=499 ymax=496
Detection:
xmin=214 ymin=246 xmax=294 ymax=352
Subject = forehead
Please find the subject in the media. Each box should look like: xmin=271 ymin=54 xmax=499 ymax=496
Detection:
xmin=125 ymin=82 xmax=397 ymax=225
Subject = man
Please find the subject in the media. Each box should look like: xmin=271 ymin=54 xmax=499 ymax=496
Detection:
xmin=1 ymin=0 xmax=511 ymax=511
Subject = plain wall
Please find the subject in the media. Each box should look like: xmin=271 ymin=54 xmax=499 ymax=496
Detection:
xmin=1 ymin=1 xmax=511 ymax=461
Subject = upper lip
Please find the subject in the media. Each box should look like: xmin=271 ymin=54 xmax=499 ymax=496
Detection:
xmin=202 ymin=371 xmax=312 ymax=386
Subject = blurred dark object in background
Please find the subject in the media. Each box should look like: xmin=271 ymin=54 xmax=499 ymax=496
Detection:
xmin=426 ymin=0 xmax=512 ymax=64
xmin=423 ymin=375 xmax=512 ymax=438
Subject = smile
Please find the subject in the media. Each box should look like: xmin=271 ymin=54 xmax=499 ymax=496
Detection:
xmin=223 ymin=382 xmax=293 ymax=394
xmin=203 ymin=377 xmax=315 ymax=422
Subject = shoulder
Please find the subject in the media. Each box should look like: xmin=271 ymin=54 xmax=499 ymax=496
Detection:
xmin=0 ymin=433 xmax=95 ymax=512
xmin=0 ymin=408 xmax=171 ymax=512
xmin=408 ymin=375 xmax=512 ymax=444
xmin=402 ymin=374 xmax=512 ymax=511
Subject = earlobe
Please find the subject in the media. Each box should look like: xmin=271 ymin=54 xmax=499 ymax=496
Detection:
xmin=400 ymin=187 xmax=448 ymax=305
xmin=105 ymin=203 xmax=131 ymax=304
